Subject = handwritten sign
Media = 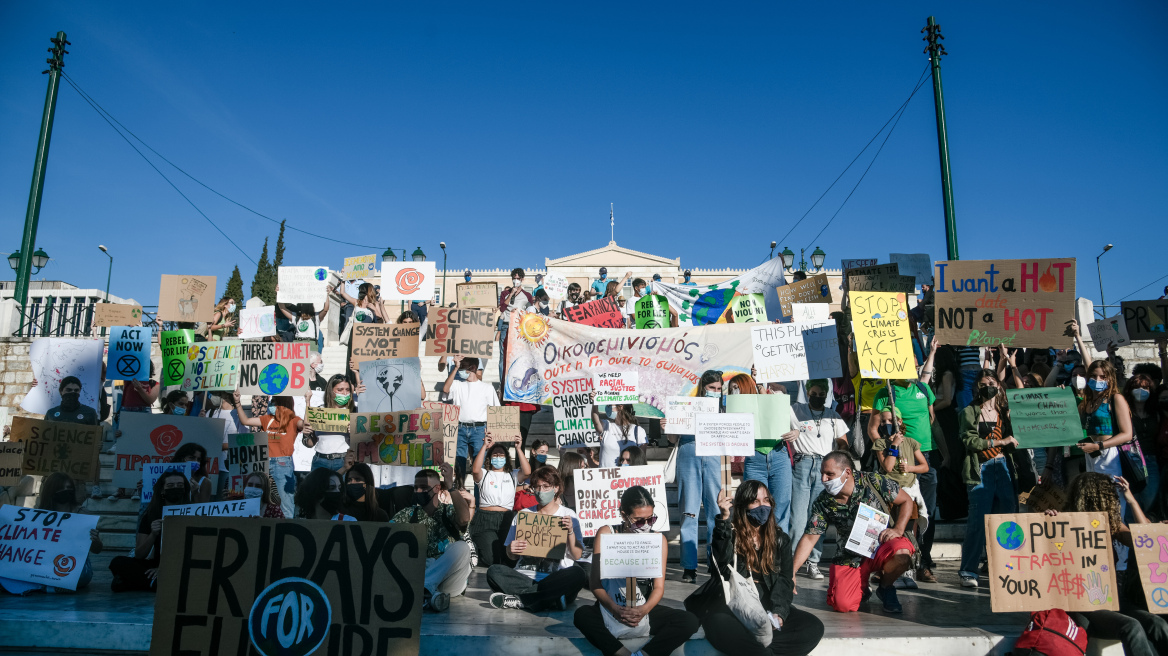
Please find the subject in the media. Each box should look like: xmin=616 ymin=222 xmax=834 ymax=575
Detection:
xmin=849 ymin=291 xmax=915 ymax=379
xmin=751 ymin=322 xmax=834 ymax=382
xmin=791 ymin=302 xmax=831 ymax=323
xmin=140 ymin=462 xmax=198 ymax=503
xmin=352 ymin=324 xmax=420 ymax=363
xmin=841 ymin=258 xmax=878 ymax=270
xmin=934 ymin=258 xmax=1077 ymax=348
xmin=803 ymin=322 xmax=842 ymax=378
xmin=238 ymin=305 xmax=276 ymax=340
xmin=552 ymin=393 xmax=596 ymax=449
xmin=350 ymin=409 xmax=449 ymax=467
xmin=106 ymin=326 xmax=150 ymax=382
xmin=1020 ymin=481 xmax=1067 ymax=514
xmin=94 ymin=303 xmax=142 ymax=328
xmin=1121 ymin=300 xmax=1168 ymax=341
xmin=543 ymin=273 xmax=569 ymax=300
xmin=730 ymin=294 xmax=767 ymax=323
xmin=225 ymin=432 xmax=268 ymax=495
xmin=574 ymin=465 xmax=669 ymax=537
xmin=777 ymin=274 xmax=831 ymax=319
xmin=0 ymin=505 xmax=99 ymax=591
xmin=594 ymin=371 xmax=639 ymax=404
xmin=115 ymin=414 xmax=224 ymax=488
xmin=598 ymin=533 xmax=664 ymax=580
xmin=1007 ymin=387 xmax=1084 ymax=448
xmin=276 ymin=266 xmax=330 ymax=307
xmin=0 ymin=443 xmax=23 ymax=485
xmin=1130 ymin=524 xmax=1168 ymax=615
xmin=563 ymin=297 xmax=625 ymax=328
xmin=663 ymin=396 xmax=718 ymax=435
xmin=1086 ymin=314 xmax=1131 ymax=351
xmin=487 ymin=405 xmax=521 ymax=443
xmin=10 ymin=417 xmax=101 ymax=481
xmin=456 ymin=282 xmax=499 ymax=308
xmin=848 ymin=273 xmax=916 ymax=294
xmin=513 ymin=510 xmax=570 ymax=559
xmin=307 ymin=407 xmax=350 ymax=433
xmin=421 ymin=401 xmax=460 ymax=466
xmin=162 ymin=498 xmax=260 ymax=518
xmin=634 ymin=294 xmax=670 ymax=329
xmin=177 ymin=340 xmax=242 ymax=392
xmin=160 ymin=329 xmax=196 ymax=387
xmin=424 ymin=307 xmax=496 ymax=358
xmin=237 ymin=341 xmax=312 ymax=395
xmin=158 ymin=274 xmax=215 ymax=323
xmin=343 ymin=254 xmax=377 ymax=281
xmin=889 ymin=253 xmax=933 ymax=285
xmin=694 ymin=412 xmax=755 ymax=456
xmin=986 ymin=512 xmax=1118 ymax=613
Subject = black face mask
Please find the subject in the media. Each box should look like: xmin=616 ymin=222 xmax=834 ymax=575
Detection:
xmin=162 ymin=488 xmax=186 ymax=504
xmin=60 ymin=392 xmax=80 ymax=407
xmin=345 ymin=483 xmax=366 ymax=501
xmin=878 ymin=422 xmax=896 ymax=439
xmin=808 ymin=394 xmax=826 ymax=409
xmin=979 ymin=386 xmax=998 ymax=402
xmin=53 ymin=489 xmax=76 ymax=506
xmin=320 ymin=491 xmax=343 ymax=514
xmin=413 ymin=490 xmax=433 ymax=507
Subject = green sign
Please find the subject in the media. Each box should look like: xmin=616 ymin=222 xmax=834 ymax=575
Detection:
xmin=160 ymin=329 xmax=195 ymax=386
xmin=1007 ymin=387 xmax=1085 ymax=448
xmin=731 ymin=293 xmax=767 ymax=323
xmin=634 ymin=294 xmax=670 ymax=329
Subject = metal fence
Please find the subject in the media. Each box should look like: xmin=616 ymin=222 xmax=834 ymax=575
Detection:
xmin=12 ymin=298 xmax=164 ymax=340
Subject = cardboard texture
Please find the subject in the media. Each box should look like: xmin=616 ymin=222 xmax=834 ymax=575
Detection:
xmin=420 ymin=401 xmax=460 ymax=466
xmin=107 ymin=326 xmax=150 ymax=382
xmin=381 ymin=262 xmax=437 ymax=302
xmin=93 ymin=303 xmax=142 ymax=327
xmin=343 ymin=254 xmax=377 ymax=281
xmin=513 ymin=510 xmax=570 ymax=559
xmin=225 ymin=432 xmax=269 ymax=495
xmin=573 ymin=465 xmax=669 ymax=537
xmin=841 ymin=258 xmax=878 ymax=270
xmin=1130 ymin=524 xmax=1168 ymax=614
xmin=353 ymin=324 xmax=421 ymax=363
xmin=350 ymin=409 xmax=449 ymax=467
xmin=0 ymin=443 xmax=24 ymax=486
xmin=563 ymin=297 xmax=625 ymax=328
xmin=849 ymin=291 xmax=916 ymax=379
xmin=157 ymin=275 xmax=216 ymax=323
xmin=486 ymin=405 xmax=521 ymax=442
xmin=456 ymin=282 xmax=499 ymax=308
xmin=238 ymin=341 xmax=313 ymax=396
xmin=847 ymin=273 xmax=916 ymax=294
xmin=424 ymin=308 xmax=496 ymax=358
xmin=1121 ymin=300 xmax=1168 ymax=341
xmin=113 ymin=413 xmax=226 ymax=487
xmin=276 ymin=266 xmax=331 ymax=306
xmin=934 ymin=258 xmax=1077 ymax=348
xmin=777 ymin=274 xmax=831 ymax=319
xmin=1019 ymin=481 xmax=1067 ymax=514
xmin=11 ymin=417 xmax=102 ymax=481
xmin=1007 ymin=387 xmax=1084 ymax=448
xmin=307 ymin=408 xmax=351 ymax=433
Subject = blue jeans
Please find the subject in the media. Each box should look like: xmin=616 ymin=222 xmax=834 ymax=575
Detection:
xmin=743 ymin=448 xmax=793 ymax=534
xmin=269 ymin=456 xmax=297 ymax=519
xmin=455 ymin=424 xmax=486 ymax=485
xmin=676 ymin=436 xmax=722 ymax=571
xmin=311 ymin=453 xmax=345 ymax=472
xmin=960 ymin=457 xmax=1016 ymax=578
xmin=791 ymin=454 xmax=825 ymax=564
xmin=917 ymin=451 xmax=938 ymax=568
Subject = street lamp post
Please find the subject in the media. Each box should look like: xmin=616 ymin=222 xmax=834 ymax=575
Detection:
xmin=98 ymin=245 xmax=112 ymax=302
xmin=439 ymin=242 xmax=447 ymax=306
xmin=768 ymin=241 xmax=777 ymax=260
xmin=1096 ymin=244 xmax=1113 ymax=314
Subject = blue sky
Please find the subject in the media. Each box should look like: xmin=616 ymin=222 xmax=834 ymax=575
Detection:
xmin=2 ymin=3 xmax=1165 ymax=308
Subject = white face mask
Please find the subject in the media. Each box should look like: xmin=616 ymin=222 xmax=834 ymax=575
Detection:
xmin=226 ymin=303 xmax=236 ymax=313
xmin=1072 ymin=376 xmax=1087 ymax=391
xmin=512 ymin=279 xmax=522 ymax=287
xmin=312 ymin=362 xmax=324 ymax=374
xmin=823 ymin=471 xmax=848 ymax=496
xmin=243 ymin=487 xmax=263 ymax=499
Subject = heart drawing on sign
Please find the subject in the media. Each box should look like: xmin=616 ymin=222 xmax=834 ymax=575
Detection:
xmin=150 ymin=424 xmax=184 ymax=457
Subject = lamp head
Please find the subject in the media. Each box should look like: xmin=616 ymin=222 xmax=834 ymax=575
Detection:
xmin=98 ymin=245 xmax=108 ymax=253
xmin=440 ymin=242 xmax=446 ymax=249
xmin=1103 ymin=244 xmax=1113 ymax=253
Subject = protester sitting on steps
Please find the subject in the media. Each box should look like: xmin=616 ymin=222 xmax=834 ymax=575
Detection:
xmin=619 ymin=445 xmax=647 ymax=467
xmin=239 ymin=471 xmax=284 ymax=518
xmin=341 ymin=463 xmax=388 ymax=521
xmin=171 ymin=443 xmax=213 ymax=504
xmin=0 ymin=473 xmax=102 ymax=595
xmin=109 ymin=470 xmax=190 ymax=592
xmin=471 ymin=434 xmax=531 ymax=567
xmin=872 ymin=405 xmax=930 ymax=589
xmin=293 ymin=468 xmax=346 ymax=519
xmin=789 ymin=378 xmax=850 ymax=582
xmin=390 ymin=464 xmax=473 ymax=613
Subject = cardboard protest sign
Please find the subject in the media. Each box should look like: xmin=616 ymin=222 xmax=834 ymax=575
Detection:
xmin=158 ymin=274 xmax=216 ymax=323
xmin=594 ymin=371 xmax=639 ymax=404
xmin=1121 ymin=300 xmax=1168 ymax=341
xmin=889 ymin=253 xmax=933 ymax=285
xmin=10 ymin=417 xmax=101 ymax=481
xmin=1019 ymin=481 xmax=1067 ymax=514
xmin=162 ymin=498 xmax=261 ymax=518
xmin=176 ymin=340 xmax=243 ymax=392
xmin=238 ymin=341 xmax=313 ymax=396
xmin=726 ymin=391 xmax=792 ymax=445
xmin=160 ymin=329 xmax=196 ymax=387
xmin=382 ymin=262 xmax=437 ymax=301
xmin=1086 ymin=314 xmax=1131 ymax=351
xmin=0 ymin=505 xmax=100 ymax=591
xmin=424 ymin=307 xmax=496 ymax=358
xmin=20 ymin=338 xmax=104 ymax=415
xmin=140 ymin=462 xmax=199 ymax=503
xmin=350 ymin=409 xmax=449 ymax=467
xmin=933 ymin=258 xmax=1076 ymax=348
xmin=574 ymin=465 xmax=669 ymax=537
xmin=552 ymin=393 xmax=596 ymax=449
xmin=420 ymin=401 xmax=460 ymax=465
xmin=633 ymin=294 xmax=670 ymax=329
xmin=662 ymin=396 xmax=718 ymax=435
xmin=0 ymin=443 xmax=23 ymax=486
xmin=352 ymin=324 xmax=421 ymax=363
xmin=357 ymin=358 xmax=423 ymax=413
xmin=94 ymin=302 xmax=142 ymax=327
xmin=513 ymin=510 xmax=570 ymax=559
xmin=1007 ymin=387 xmax=1084 ymax=448
xmin=149 ymin=517 xmax=426 ymax=656
xmin=238 ymin=305 xmax=276 ymax=340
xmin=730 ymin=294 xmax=767 ymax=324
xmin=694 ymin=412 xmax=755 ymax=456
xmin=791 ymin=302 xmax=831 ymax=323
xmin=343 ymin=254 xmax=377 ymax=281
xmin=777 ymin=274 xmax=831 ymax=319
xmin=563 ymin=297 xmax=625 ymax=328
xmin=225 ymin=433 xmax=269 ymax=495
xmin=598 ymin=533 xmax=664 ymax=580
xmin=106 ymin=326 xmax=150 ymax=382
xmin=1130 ymin=524 xmax=1168 ymax=615
xmin=845 ymin=262 xmax=898 ymax=277
xmin=841 ymin=258 xmax=878 ymax=270
xmin=114 ymin=413 xmax=225 ymax=487
xmin=848 ymin=273 xmax=916 ymax=294
xmin=543 ymin=273 xmax=569 ymax=300
xmin=487 ymin=405 xmax=521 ymax=443
xmin=276 ymin=266 xmax=330 ymax=306
xmin=985 ymin=512 xmax=1117 ymax=613
xmin=456 ymin=282 xmax=499 ymax=308
xmin=803 ymin=322 xmax=843 ymax=378
xmin=849 ymin=291 xmax=916 ymax=379
xmin=307 ymin=407 xmax=351 ymax=433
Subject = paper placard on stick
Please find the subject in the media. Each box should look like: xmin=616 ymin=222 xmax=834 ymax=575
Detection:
xmin=238 ymin=341 xmax=313 ymax=396
xmin=350 ymin=409 xmax=449 ymax=467
xmin=0 ymin=443 xmax=24 ymax=486
xmin=141 ymin=462 xmax=199 ymax=503
xmin=791 ymin=302 xmax=830 ymax=323
xmin=149 ymin=517 xmax=426 ymax=656
xmin=889 ymin=253 xmax=933 ymax=285
xmin=1130 ymin=524 xmax=1168 ymax=615
xmin=594 ymin=371 xmax=639 ymax=404
xmin=1086 ymin=314 xmax=1131 ymax=351
xmin=849 ymin=291 xmax=916 ymax=379
xmin=777 ymin=274 xmax=831 ymax=319
xmin=513 ymin=510 xmax=571 ymax=559
xmin=158 ymin=275 xmax=215 ymax=322
xmin=456 ymin=282 xmax=499 ymax=308
xmin=848 ymin=273 xmax=916 ymax=294
xmin=424 ymin=308 xmax=496 ymax=358
xmin=177 ymin=340 xmax=243 ymax=392
xmin=663 ymin=396 xmax=718 ymax=435
xmin=543 ymin=273 xmax=569 ymax=300
xmin=694 ymin=412 xmax=755 ymax=456
xmin=352 ymin=324 xmax=421 ymax=363
xmin=357 ymin=358 xmax=423 ymax=413
xmin=1120 ymin=300 xmax=1168 ymax=341
xmin=0 ymin=505 xmax=99 ymax=591
xmin=11 ymin=417 xmax=102 ymax=481
xmin=552 ymin=393 xmax=596 ymax=449
xmin=343 ymin=254 xmax=377 ymax=281
xmin=107 ymin=326 xmax=150 ymax=382
xmin=307 ymin=407 xmax=351 ymax=433
xmin=225 ymin=432 xmax=268 ymax=495
xmin=276 ymin=266 xmax=330 ymax=306
xmin=115 ymin=414 xmax=225 ymax=488
xmin=238 ymin=305 xmax=276 ymax=339
xmin=94 ymin=303 xmax=142 ymax=327
xmin=933 ymin=258 xmax=1076 ymax=348
xmin=487 ymin=405 xmax=521 ymax=442
xmin=1007 ymin=388 xmax=1084 ymax=448
xmin=162 ymin=498 xmax=261 ymax=518
xmin=382 ymin=262 xmax=437 ymax=301
xmin=730 ymin=294 xmax=767 ymax=323
xmin=573 ymin=465 xmax=669 ymax=537
xmin=634 ymin=294 xmax=670 ymax=329
xmin=563 ymin=298 xmax=625 ymax=328
xmin=598 ymin=533 xmax=664 ymax=580
xmin=421 ymin=401 xmax=460 ymax=466
xmin=986 ymin=512 xmax=1117 ymax=613
xmin=841 ymin=258 xmax=878 ymax=270
xmin=20 ymin=338 xmax=104 ymax=415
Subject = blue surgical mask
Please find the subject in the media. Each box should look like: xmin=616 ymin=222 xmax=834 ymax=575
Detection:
xmin=1062 ymin=362 xmax=1075 ymax=372
xmin=534 ymin=454 xmax=547 ymax=464
xmin=1132 ymin=389 xmax=1150 ymax=402
xmin=464 ymin=275 xmax=471 ymax=282
xmin=705 ymin=390 xmax=721 ymax=398
xmin=747 ymin=505 xmax=772 ymax=526
xmin=490 ymin=456 xmax=506 ymax=469
xmin=1088 ymin=379 xmax=1108 ymax=392
xmin=455 ymin=369 xmax=470 ymax=381
xmin=172 ymin=406 xmax=187 ymax=416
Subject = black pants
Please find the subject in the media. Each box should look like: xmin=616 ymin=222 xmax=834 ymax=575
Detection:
xmin=702 ymin=605 xmax=824 ymax=656
xmin=469 ymin=508 xmax=514 ymax=568
xmin=109 ymin=556 xmax=158 ymax=593
xmin=573 ymin=603 xmax=700 ymax=656
xmin=486 ymin=563 xmax=587 ymax=611
xmin=1072 ymin=609 xmax=1168 ymax=656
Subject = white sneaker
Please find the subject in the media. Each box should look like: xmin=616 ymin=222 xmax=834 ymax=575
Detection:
xmin=130 ymin=493 xmax=140 ymax=501
xmin=90 ymin=485 xmax=102 ymax=499
xmin=960 ymin=575 xmax=979 ymax=588
xmin=490 ymin=593 xmax=524 ymax=610
xmin=107 ymin=494 xmax=117 ymax=501
xmin=806 ymin=562 xmax=824 ymax=580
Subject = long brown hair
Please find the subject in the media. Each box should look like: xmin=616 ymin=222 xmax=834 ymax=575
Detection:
xmin=1080 ymin=360 xmax=1118 ymax=415
xmin=324 ymin=374 xmax=353 ymax=410
xmin=145 ymin=471 xmax=191 ymax=520
xmin=36 ymin=472 xmax=78 ymax=511
xmin=972 ymin=369 xmax=1007 ymax=411
xmin=730 ymin=479 xmax=778 ymax=575
xmin=344 ymin=463 xmax=381 ymax=518
xmin=243 ymin=471 xmax=276 ymax=507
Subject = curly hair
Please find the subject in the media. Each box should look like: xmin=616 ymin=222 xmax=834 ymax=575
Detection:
xmin=1064 ymin=472 xmax=1123 ymax=536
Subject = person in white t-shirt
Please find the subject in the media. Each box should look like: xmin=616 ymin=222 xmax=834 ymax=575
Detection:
xmin=624 ymin=278 xmax=648 ymax=329
xmin=470 ymin=434 xmax=532 ymax=567
xmin=444 ymin=355 xmax=500 ymax=485
xmin=789 ymin=379 xmax=850 ymax=581
xmin=301 ymin=375 xmax=356 ymax=473
xmin=207 ymin=391 xmax=246 ymax=500
xmin=591 ymin=400 xmax=648 ymax=468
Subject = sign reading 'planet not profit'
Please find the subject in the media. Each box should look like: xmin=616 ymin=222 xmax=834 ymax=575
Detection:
xmin=237 ymin=342 xmax=313 ymax=395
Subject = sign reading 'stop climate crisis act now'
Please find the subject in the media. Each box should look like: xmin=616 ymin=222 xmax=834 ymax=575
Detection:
xmin=934 ymin=258 xmax=1076 ymax=349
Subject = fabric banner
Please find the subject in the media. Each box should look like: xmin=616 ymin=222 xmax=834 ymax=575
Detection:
xmin=889 ymin=253 xmax=933 ymax=285
xmin=162 ymin=498 xmax=261 ymax=518
xmin=503 ymin=314 xmax=753 ymax=418
xmin=157 ymin=275 xmax=216 ymax=323
xmin=381 ymin=262 xmax=436 ymax=301
xmin=777 ymin=274 xmax=831 ymax=320
xmin=114 ymin=413 xmax=225 ymax=487
xmin=343 ymin=254 xmax=377 ymax=281
xmin=352 ymin=324 xmax=421 ymax=363
xmin=276 ymin=266 xmax=330 ymax=307
xmin=1121 ymin=300 xmax=1168 ymax=341
xmin=149 ymin=517 xmax=426 ymax=656
xmin=1007 ymin=388 xmax=1085 ymax=448
xmin=573 ymin=465 xmax=669 ymax=537
xmin=0 ymin=505 xmax=100 ymax=591
xmin=225 ymin=432 xmax=269 ymax=495
xmin=1130 ymin=524 xmax=1168 ymax=615
xmin=160 ymin=329 xmax=196 ymax=387
xmin=849 ymin=291 xmax=915 ymax=379
xmin=654 ymin=258 xmax=788 ymax=326
xmin=563 ymin=298 xmax=624 ymax=328
xmin=634 ymin=294 xmax=670 ymax=329
xmin=349 ymin=409 xmax=449 ymax=467
xmin=934 ymin=258 xmax=1076 ymax=348
xmin=1086 ymin=314 xmax=1131 ymax=351
xmin=176 ymin=340 xmax=243 ymax=392
xmin=238 ymin=305 xmax=276 ymax=340
xmin=424 ymin=308 xmax=496 ymax=358
xmin=552 ymin=393 xmax=596 ymax=449
xmin=20 ymin=338 xmax=104 ymax=415
xmin=238 ymin=342 xmax=313 ymax=396
xmin=456 ymin=282 xmax=498 ymax=308
xmin=357 ymin=358 xmax=423 ymax=413
xmin=10 ymin=417 xmax=101 ymax=481
xmin=107 ymin=326 xmax=150 ymax=382
xmin=94 ymin=303 xmax=142 ymax=328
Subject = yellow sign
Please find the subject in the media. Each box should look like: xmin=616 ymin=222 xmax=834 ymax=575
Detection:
xmin=849 ymin=291 xmax=915 ymax=379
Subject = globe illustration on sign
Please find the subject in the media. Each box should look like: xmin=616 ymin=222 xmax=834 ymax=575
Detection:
xmin=258 ymin=363 xmax=290 ymax=394
xmin=995 ymin=521 xmax=1025 ymax=551
xmin=313 ymin=267 xmax=328 ymax=281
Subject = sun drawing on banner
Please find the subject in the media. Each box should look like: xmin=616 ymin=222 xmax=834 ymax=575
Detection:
xmin=517 ymin=313 xmax=550 ymax=346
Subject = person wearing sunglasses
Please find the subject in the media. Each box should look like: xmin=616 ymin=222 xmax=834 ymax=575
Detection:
xmin=574 ymin=486 xmax=700 ymax=656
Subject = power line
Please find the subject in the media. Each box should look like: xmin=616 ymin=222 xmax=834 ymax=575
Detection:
xmin=1116 ymin=273 xmax=1168 ymax=303
xmin=60 ymin=75 xmax=257 ymax=265
xmin=61 ymin=72 xmax=386 ymax=251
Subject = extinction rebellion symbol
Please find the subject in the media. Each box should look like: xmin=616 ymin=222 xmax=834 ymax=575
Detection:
xmin=116 ymin=355 xmax=140 ymax=377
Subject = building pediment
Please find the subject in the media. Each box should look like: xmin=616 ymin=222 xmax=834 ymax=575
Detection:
xmin=545 ymin=241 xmax=680 ymax=268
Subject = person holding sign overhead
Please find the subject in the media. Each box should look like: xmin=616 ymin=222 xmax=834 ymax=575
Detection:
xmin=471 ymin=434 xmax=532 ymax=567
xmin=238 ymin=395 xmax=307 ymax=518
xmin=573 ymin=486 xmax=700 ymax=656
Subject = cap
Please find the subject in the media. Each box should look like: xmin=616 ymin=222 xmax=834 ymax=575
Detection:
xmin=652 ymin=274 xmax=661 ymax=281
xmin=683 ymin=269 xmax=692 ymax=275
xmin=535 ymin=274 xmax=543 ymax=282
xmin=464 ymin=269 xmax=471 ymax=276
xmin=599 ymin=267 xmax=608 ymax=275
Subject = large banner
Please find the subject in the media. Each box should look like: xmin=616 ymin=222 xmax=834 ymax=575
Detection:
xmin=20 ymin=338 xmax=104 ymax=415
xmin=503 ymin=313 xmax=753 ymax=418
xmin=424 ymin=307 xmax=495 ymax=358
xmin=0 ymin=505 xmax=100 ymax=591
xmin=114 ymin=413 xmax=226 ymax=487
xmin=150 ymin=517 xmax=426 ymax=656
xmin=1121 ymin=300 xmax=1168 ymax=341
xmin=654 ymin=257 xmax=788 ymax=326
xmin=11 ymin=417 xmax=101 ymax=481
xmin=158 ymin=275 xmax=216 ymax=323
xmin=934 ymin=258 xmax=1076 ymax=348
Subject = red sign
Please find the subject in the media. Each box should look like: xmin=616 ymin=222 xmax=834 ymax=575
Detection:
xmin=563 ymin=298 xmax=625 ymax=328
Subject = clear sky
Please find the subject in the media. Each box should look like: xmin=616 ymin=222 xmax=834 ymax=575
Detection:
xmin=2 ymin=3 xmax=1165 ymax=308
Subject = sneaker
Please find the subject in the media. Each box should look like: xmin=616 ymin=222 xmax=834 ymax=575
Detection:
xmin=91 ymin=485 xmax=102 ymax=499
xmin=893 ymin=570 xmax=918 ymax=590
xmin=960 ymin=575 xmax=979 ymax=589
xmin=860 ymin=584 xmax=873 ymax=603
xmin=490 ymin=593 xmax=524 ymax=610
xmin=428 ymin=591 xmax=449 ymax=613
xmin=130 ymin=493 xmax=140 ymax=501
xmin=681 ymin=569 xmax=697 ymax=584
xmin=875 ymin=585 xmax=902 ymax=613
xmin=547 ymin=595 xmax=567 ymax=611
xmin=107 ymin=494 xmax=118 ymax=501
xmin=805 ymin=562 xmax=824 ymax=580
xmin=916 ymin=567 xmax=937 ymax=583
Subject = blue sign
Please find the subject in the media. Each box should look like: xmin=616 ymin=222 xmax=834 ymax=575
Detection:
xmin=107 ymin=326 xmax=150 ymax=381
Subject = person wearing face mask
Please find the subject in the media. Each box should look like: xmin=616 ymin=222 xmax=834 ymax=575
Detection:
xmin=591 ymin=267 xmax=612 ymax=296
xmin=872 ymin=406 xmax=931 ymax=588
xmin=498 ymin=268 xmax=535 ymax=382
xmin=532 ymin=288 xmax=552 ymax=317
xmin=331 ymin=281 xmax=386 ymax=326
xmin=488 ymin=466 xmax=586 ymax=612
xmin=624 ymin=278 xmax=648 ymax=329
xmin=207 ymin=390 xmax=246 ymax=501
xmin=735 ymin=374 xmax=799 ymax=536
xmin=277 ymin=296 xmax=330 ymax=352
xmin=294 ymin=468 xmax=349 ymax=519
xmin=444 ymin=355 xmax=500 ymax=485
xmin=788 ymin=380 xmax=850 ymax=582
xmin=110 ymin=471 xmax=191 ymax=592
xmin=532 ymin=273 xmax=545 ymax=297
xmin=593 ymin=400 xmax=648 ymax=468
xmin=1076 ymin=360 xmax=1134 ymax=485
xmin=341 ymin=463 xmax=388 ymax=521
xmin=559 ymin=282 xmax=584 ymax=318
xmin=470 ymin=435 xmax=532 ymax=567
xmin=648 ymin=273 xmax=662 ymax=294
xmin=240 ymin=472 xmax=284 ymax=517
xmin=619 ymin=445 xmax=648 ymax=466
xmin=206 ymin=297 xmax=237 ymax=340
xmin=680 ymin=269 xmax=695 ymax=286
xmin=688 ymin=481 xmax=824 ymax=656
xmin=1123 ymin=374 xmax=1159 ymax=514
xmin=390 ymin=464 xmax=473 ymax=613
xmin=674 ymin=370 xmax=727 ymax=584
xmin=302 ymin=375 xmax=356 ymax=473
xmin=172 ymin=443 xmax=214 ymax=504
xmin=239 ymin=395 xmax=308 ymax=518
xmin=529 ymin=439 xmax=551 ymax=467
xmin=44 ymin=377 xmax=100 ymax=426
xmin=0 ymin=473 xmax=102 ymax=595
xmin=574 ymin=486 xmax=700 ymax=656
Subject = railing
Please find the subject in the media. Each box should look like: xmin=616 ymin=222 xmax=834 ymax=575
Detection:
xmin=11 ymin=300 xmax=163 ymax=340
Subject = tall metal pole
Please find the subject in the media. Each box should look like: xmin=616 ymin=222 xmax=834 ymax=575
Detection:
xmin=923 ymin=17 xmax=959 ymax=260
xmin=15 ymin=32 xmax=69 ymax=334
xmin=440 ymin=243 xmax=448 ymax=306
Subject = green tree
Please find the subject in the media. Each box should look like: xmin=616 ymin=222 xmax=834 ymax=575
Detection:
xmin=273 ymin=219 xmax=287 ymax=269
xmin=251 ymin=238 xmax=276 ymax=305
xmin=224 ymin=265 xmax=244 ymax=321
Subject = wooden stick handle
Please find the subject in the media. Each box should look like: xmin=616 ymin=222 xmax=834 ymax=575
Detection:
xmin=626 ymin=576 xmax=637 ymax=608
